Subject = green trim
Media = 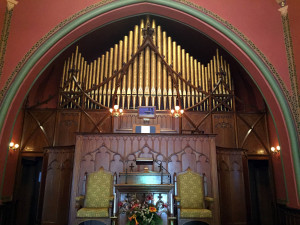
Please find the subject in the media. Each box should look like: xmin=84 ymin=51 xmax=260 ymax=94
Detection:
xmin=0 ymin=0 xmax=299 ymax=199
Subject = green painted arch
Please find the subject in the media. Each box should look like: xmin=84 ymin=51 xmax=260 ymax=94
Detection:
xmin=1 ymin=0 xmax=299 ymax=199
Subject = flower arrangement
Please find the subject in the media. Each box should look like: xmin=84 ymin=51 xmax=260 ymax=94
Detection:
xmin=119 ymin=194 xmax=165 ymax=225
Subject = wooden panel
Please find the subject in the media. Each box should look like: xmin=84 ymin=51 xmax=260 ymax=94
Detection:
xmin=237 ymin=113 xmax=268 ymax=155
xmin=21 ymin=110 xmax=56 ymax=151
xmin=217 ymin=147 xmax=247 ymax=225
xmin=54 ymin=111 xmax=80 ymax=146
xmin=213 ymin=114 xmax=236 ymax=148
xmin=42 ymin=146 xmax=74 ymax=225
xmin=79 ymin=111 xmax=111 ymax=133
xmin=182 ymin=112 xmax=212 ymax=134
xmin=113 ymin=111 xmax=179 ymax=133
xmin=69 ymin=134 xmax=220 ymax=225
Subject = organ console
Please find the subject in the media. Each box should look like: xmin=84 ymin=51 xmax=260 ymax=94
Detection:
xmin=59 ymin=16 xmax=233 ymax=112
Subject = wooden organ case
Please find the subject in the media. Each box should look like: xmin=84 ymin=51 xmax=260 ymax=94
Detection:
xmin=25 ymin=16 xmax=270 ymax=225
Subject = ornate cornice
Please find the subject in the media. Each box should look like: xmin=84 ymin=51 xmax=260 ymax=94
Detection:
xmin=280 ymin=11 xmax=300 ymax=137
xmin=0 ymin=8 xmax=13 ymax=81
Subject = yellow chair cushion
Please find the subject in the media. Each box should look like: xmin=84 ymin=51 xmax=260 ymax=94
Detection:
xmin=177 ymin=170 xmax=204 ymax=209
xmin=84 ymin=169 xmax=113 ymax=208
xmin=180 ymin=208 xmax=212 ymax=218
xmin=77 ymin=207 xmax=109 ymax=218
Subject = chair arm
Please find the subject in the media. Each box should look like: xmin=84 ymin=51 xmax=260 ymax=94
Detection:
xmin=75 ymin=195 xmax=85 ymax=210
xmin=174 ymin=196 xmax=181 ymax=202
xmin=174 ymin=196 xmax=181 ymax=208
xmin=204 ymin=197 xmax=214 ymax=202
xmin=204 ymin=197 xmax=214 ymax=209
xmin=109 ymin=195 xmax=114 ymax=201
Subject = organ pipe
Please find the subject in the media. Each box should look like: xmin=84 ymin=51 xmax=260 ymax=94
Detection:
xmin=59 ymin=17 xmax=234 ymax=112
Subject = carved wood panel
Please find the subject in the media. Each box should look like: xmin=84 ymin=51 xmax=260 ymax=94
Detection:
xmin=113 ymin=111 xmax=179 ymax=133
xmin=69 ymin=134 xmax=220 ymax=225
xmin=54 ymin=111 xmax=81 ymax=146
xmin=217 ymin=147 xmax=247 ymax=225
xmin=213 ymin=114 xmax=236 ymax=148
xmin=42 ymin=146 xmax=74 ymax=225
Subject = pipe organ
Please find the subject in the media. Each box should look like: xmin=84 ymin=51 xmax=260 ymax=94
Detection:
xmin=59 ymin=17 xmax=234 ymax=112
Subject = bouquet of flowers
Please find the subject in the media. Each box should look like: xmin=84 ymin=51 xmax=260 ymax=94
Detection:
xmin=119 ymin=194 xmax=164 ymax=225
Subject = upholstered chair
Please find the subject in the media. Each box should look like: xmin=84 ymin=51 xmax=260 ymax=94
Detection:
xmin=76 ymin=167 xmax=114 ymax=225
xmin=174 ymin=168 xmax=213 ymax=225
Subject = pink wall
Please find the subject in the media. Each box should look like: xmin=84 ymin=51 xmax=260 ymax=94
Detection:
xmin=0 ymin=0 xmax=299 ymax=208
xmin=289 ymin=0 xmax=300 ymax=89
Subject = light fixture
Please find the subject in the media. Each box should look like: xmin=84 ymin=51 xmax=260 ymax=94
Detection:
xmin=171 ymin=105 xmax=184 ymax=118
xmin=9 ymin=142 xmax=19 ymax=151
xmin=109 ymin=104 xmax=123 ymax=117
xmin=271 ymin=145 xmax=280 ymax=154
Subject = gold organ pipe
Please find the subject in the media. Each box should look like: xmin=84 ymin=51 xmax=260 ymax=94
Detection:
xmin=156 ymin=26 xmax=162 ymax=109
xmin=162 ymin=31 xmax=167 ymax=110
xmin=122 ymin=36 xmax=128 ymax=109
xmin=145 ymin=45 xmax=150 ymax=106
xmin=117 ymin=41 xmax=123 ymax=107
xmin=60 ymin=60 xmax=67 ymax=106
xmin=68 ymin=53 xmax=74 ymax=93
xmin=96 ymin=57 xmax=100 ymax=104
xmin=213 ymin=55 xmax=218 ymax=94
xmin=210 ymin=59 xmax=215 ymax=109
xmin=177 ymin=45 xmax=182 ymax=97
xmin=77 ymin=54 xmax=84 ymax=106
xmin=207 ymin=62 xmax=211 ymax=94
xmin=107 ymin=47 xmax=114 ymax=107
xmin=228 ymin=62 xmax=232 ymax=91
xmin=216 ymin=49 xmax=221 ymax=94
xmin=103 ymin=51 xmax=109 ymax=106
xmin=167 ymin=36 xmax=172 ymax=109
xmin=72 ymin=47 xmax=79 ymax=93
xmin=151 ymin=20 xmax=156 ymax=107
xmin=67 ymin=55 xmax=72 ymax=108
xmin=220 ymin=55 xmax=225 ymax=95
xmin=138 ymin=19 xmax=145 ymax=106
xmin=75 ymin=52 xmax=81 ymax=92
xmin=86 ymin=64 xmax=90 ymax=108
xmin=201 ymin=64 xmax=205 ymax=110
xmin=99 ymin=54 xmax=105 ymax=105
xmin=190 ymin=56 xmax=195 ymax=107
xmin=181 ymin=49 xmax=186 ymax=108
xmin=205 ymin=66 xmax=208 ymax=111
xmin=198 ymin=62 xmax=203 ymax=110
xmin=127 ymin=31 xmax=133 ymax=109
xmin=132 ymin=25 xmax=139 ymax=109
xmin=186 ymin=52 xmax=190 ymax=108
xmin=112 ymin=44 xmax=118 ymax=95
xmin=172 ymin=41 xmax=177 ymax=108
xmin=224 ymin=60 xmax=228 ymax=94
xmin=194 ymin=59 xmax=198 ymax=109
